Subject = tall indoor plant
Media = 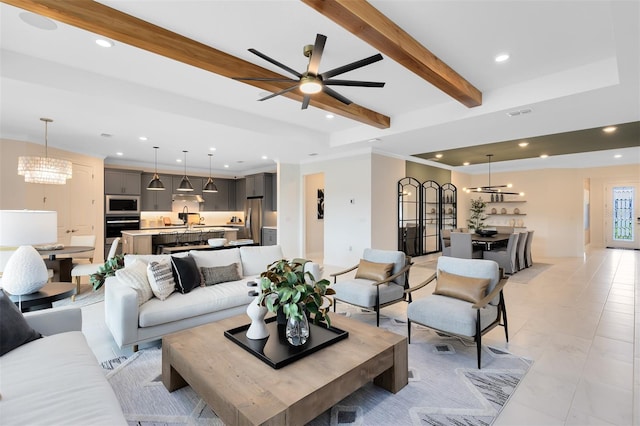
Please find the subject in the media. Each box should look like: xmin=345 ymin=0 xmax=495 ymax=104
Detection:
xmin=467 ymin=197 xmax=487 ymax=232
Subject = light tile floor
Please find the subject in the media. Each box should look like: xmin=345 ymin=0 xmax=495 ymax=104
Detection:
xmin=81 ymin=247 xmax=638 ymax=425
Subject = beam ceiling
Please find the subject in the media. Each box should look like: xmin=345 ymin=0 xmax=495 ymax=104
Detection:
xmin=3 ymin=0 xmax=391 ymax=129
xmin=301 ymin=0 xmax=483 ymax=108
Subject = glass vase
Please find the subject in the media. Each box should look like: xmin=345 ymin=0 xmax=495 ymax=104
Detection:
xmin=285 ymin=307 xmax=310 ymax=346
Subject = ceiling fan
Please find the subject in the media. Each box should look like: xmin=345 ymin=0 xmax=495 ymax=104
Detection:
xmin=234 ymin=33 xmax=385 ymax=109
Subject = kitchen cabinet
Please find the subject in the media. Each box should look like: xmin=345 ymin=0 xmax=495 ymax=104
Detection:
xmin=271 ymin=173 xmax=277 ymax=211
xmin=235 ymin=178 xmax=246 ymax=210
xmin=140 ymin=173 xmax=173 ymax=211
xmin=121 ymin=233 xmax=152 ymax=255
xmin=245 ymin=173 xmax=265 ymax=197
xmin=203 ymin=178 xmax=232 ymax=211
xmin=171 ymin=175 xmax=203 ymax=194
xmin=105 ymin=169 xmax=141 ymax=195
xmin=262 ymin=227 xmax=277 ymax=246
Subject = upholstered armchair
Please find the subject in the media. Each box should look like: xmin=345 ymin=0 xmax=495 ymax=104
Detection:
xmin=331 ymin=249 xmax=412 ymax=326
xmin=405 ymin=256 xmax=509 ymax=368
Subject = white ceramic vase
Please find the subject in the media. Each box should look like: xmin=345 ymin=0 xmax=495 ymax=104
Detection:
xmin=246 ymin=288 xmax=269 ymax=340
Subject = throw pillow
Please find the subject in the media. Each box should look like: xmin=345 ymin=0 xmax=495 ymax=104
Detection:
xmin=355 ymin=259 xmax=394 ymax=282
xmin=0 ymin=289 xmax=42 ymax=356
xmin=433 ymin=269 xmax=491 ymax=304
xmin=201 ymin=263 xmax=241 ymax=286
xmin=115 ymin=259 xmax=153 ymax=306
xmin=146 ymin=259 xmax=176 ymax=301
xmin=171 ymin=255 xmax=202 ymax=294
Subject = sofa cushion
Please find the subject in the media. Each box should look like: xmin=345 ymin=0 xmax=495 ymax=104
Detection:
xmin=0 ymin=290 xmax=41 ymax=356
xmin=201 ymin=263 xmax=241 ymax=286
xmin=138 ymin=280 xmax=254 ymax=327
xmin=171 ymin=255 xmax=202 ymax=294
xmin=355 ymin=259 xmax=393 ymax=282
xmin=115 ymin=259 xmax=153 ymax=306
xmin=0 ymin=331 xmax=127 ymax=425
xmin=190 ymin=248 xmax=243 ymax=276
xmin=146 ymin=259 xmax=176 ymax=301
xmin=433 ymin=269 xmax=490 ymax=304
xmin=239 ymin=245 xmax=284 ymax=276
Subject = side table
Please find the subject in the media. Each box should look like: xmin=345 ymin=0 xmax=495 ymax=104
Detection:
xmin=6 ymin=282 xmax=76 ymax=312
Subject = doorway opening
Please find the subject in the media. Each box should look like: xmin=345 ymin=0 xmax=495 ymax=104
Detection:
xmin=304 ymin=173 xmax=325 ymax=263
xmin=605 ymin=183 xmax=639 ymax=250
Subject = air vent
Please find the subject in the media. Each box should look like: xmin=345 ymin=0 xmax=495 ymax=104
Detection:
xmin=507 ymin=108 xmax=533 ymax=117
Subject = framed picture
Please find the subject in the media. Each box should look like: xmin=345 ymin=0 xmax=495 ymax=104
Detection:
xmin=317 ymin=188 xmax=324 ymax=219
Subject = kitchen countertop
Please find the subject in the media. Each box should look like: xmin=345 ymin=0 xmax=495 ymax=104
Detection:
xmin=123 ymin=226 xmax=237 ymax=236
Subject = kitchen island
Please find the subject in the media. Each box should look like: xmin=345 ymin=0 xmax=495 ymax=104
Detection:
xmin=121 ymin=226 xmax=239 ymax=255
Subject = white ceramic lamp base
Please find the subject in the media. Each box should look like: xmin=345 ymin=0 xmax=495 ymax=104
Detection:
xmin=2 ymin=245 xmax=48 ymax=295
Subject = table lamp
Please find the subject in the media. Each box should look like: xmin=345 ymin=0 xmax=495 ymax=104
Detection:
xmin=0 ymin=210 xmax=57 ymax=295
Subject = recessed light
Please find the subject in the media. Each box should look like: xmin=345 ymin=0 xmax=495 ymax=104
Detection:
xmin=176 ymin=158 xmax=182 ymax=163
xmin=435 ymin=154 xmax=443 ymax=159
xmin=138 ymin=136 xmax=147 ymax=141
xmin=19 ymin=12 xmax=57 ymax=30
xmin=224 ymin=164 xmax=229 ymax=168
xmin=209 ymin=147 xmax=216 ymax=151
xmin=95 ymin=39 xmax=114 ymax=48
xmin=494 ymin=53 xmax=510 ymax=63
xmin=325 ymin=114 xmax=334 ymax=119
xmin=614 ymin=154 xmax=622 ymax=158
xmin=261 ymin=155 xmax=268 ymax=160
xmin=463 ymin=162 xmax=470 ymax=166
xmin=518 ymin=141 xmax=529 ymax=147
xmin=116 ymin=152 xmax=123 ymax=156
xmin=603 ymin=126 xmax=617 ymax=133
xmin=540 ymin=154 xmax=548 ymax=159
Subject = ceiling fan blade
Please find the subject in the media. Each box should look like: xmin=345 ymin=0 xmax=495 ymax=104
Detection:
xmin=248 ymin=48 xmax=302 ymax=78
xmin=258 ymin=85 xmax=300 ymax=101
xmin=323 ymin=86 xmax=353 ymax=105
xmin=233 ymin=77 xmax=298 ymax=83
xmin=321 ymin=53 xmax=384 ymax=79
xmin=307 ymin=33 xmax=327 ymax=75
xmin=301 ymin=95 xmax=311 ymax=110
xmin=324 ymin=79 xmax=385 ymax=88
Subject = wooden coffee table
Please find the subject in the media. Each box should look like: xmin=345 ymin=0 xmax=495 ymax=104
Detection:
xmin=162 ymin=314 xmax=408 ymax=425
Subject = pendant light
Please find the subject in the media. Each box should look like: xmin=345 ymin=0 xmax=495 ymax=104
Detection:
xmin=463 ymin=154 xmax=525 ymax=196
xmin=177 ymin=150 xmax=193 ymax=191
xmin=17 ymin=118 xmax=72 ymax=184
xmin=147 ymin=146 xmax=165 ymax=190
xmin=203 ymin=153 xmax=218 ymax=193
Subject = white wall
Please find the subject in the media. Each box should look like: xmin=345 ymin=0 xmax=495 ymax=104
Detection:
xmin=371 ymin=153 xmax=405 ymax=250
xmin=276 ymin=162 xmax=302 ymax=259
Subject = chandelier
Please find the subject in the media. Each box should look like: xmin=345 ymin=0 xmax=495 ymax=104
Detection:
xmin=18 ymin=118 xmax=72 ymax=185
xmin=463 ymin=154 xmax=524 ymax=196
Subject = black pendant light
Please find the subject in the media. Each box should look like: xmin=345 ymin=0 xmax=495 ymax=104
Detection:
xmin=177 ymin=150 xmax=194 ymax=191
xmin=203 ymin=153 xmax=218 ymax=193
xmin=147 ymin=146 xmax=165 ymax=190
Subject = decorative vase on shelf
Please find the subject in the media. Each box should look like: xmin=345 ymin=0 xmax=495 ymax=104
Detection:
xmin=246 ymin=281 xmax=269 ymax=340
xmin=285 ymin=304 xmax=310 ymax=346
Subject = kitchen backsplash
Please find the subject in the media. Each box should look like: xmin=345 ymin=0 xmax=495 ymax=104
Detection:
xmin=140 ymin=211 xmax=244 ymax=228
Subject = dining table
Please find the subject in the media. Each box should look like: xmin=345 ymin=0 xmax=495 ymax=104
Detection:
xmin=470 ymin=233 xmax=511 ymax=251
xmin=37 ymin=245 xmax=94 ymax=282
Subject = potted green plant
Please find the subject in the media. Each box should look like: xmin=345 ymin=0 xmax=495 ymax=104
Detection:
xmin=89 ymin=254 xmax=125 ymax=291
xmin=467 ymin=197 xmax=487 ymax=232
xmin=258 ymin=259 xmax=335 ymax=327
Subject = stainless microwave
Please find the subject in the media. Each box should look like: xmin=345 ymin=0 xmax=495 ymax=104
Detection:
xmin=106 ymin=195 xmax=140 ymax=215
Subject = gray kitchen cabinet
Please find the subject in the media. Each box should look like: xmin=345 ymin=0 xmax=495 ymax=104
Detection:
xmin=245 ymin=173 xmax=265 ymax=197
xmin=262 ymin=228 xmax=277 ymax=246
xmin=140 ymin=173 xmax=172 ymax=211
xmin=234 ymin=178 xmax=246 ymax=210
xmin=271 ymin=173 xmax=277 ymax=211
xmin=105 ymin=169 xmax=141 ymax=195
xmin=203 ymin=178 xmax=231 ymax=211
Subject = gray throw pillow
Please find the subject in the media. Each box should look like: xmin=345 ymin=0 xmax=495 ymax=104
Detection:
xmin=0 ymin=289 xmax=42 ymax=356
xmin=201 ymin=263 xmax=241 ymax=286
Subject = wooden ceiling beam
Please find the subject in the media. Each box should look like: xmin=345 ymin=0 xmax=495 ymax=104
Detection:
xmin=3 ymin=0 xmax=390 ymax=129
xmin=301 ymin=0 xmax=482 ymax=108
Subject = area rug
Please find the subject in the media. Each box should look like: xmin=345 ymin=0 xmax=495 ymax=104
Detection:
xmin=103 ymin=316 xmax=531 ymax=426
xmin=507 ymin=262 xmax=552 ymax=284
xmin=52 ymin=284 xmax=104 ymax=309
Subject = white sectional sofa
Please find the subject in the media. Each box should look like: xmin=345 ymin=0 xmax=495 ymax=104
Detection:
xmin=104 ymin=245 xmax=321 ymax=349
xmin=0 ymin=307 xmax=127 ymax=425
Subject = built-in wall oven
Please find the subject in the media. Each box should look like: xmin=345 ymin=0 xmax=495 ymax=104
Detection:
xmin=105 ymin=215 xmax=140 ymax=256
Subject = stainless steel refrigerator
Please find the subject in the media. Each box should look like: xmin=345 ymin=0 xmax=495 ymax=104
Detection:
xmin=244 ymin=197 xmax=263 ymax=245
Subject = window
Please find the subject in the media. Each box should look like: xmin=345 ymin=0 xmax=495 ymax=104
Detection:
xmin=613 ymin=186 xmax=634 ymax=241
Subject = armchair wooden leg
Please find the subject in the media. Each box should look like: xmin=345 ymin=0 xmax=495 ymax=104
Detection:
xmin=476 ymin=310 xmax=482 ymax=369
xmin=72 ymin=276 xmax=81 ymax=302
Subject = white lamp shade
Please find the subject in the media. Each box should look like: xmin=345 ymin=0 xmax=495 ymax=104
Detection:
xmin=2 ymin=246 xmax=49 ymax=295
xmin=0 ymin=210 xmax=57 ymax=246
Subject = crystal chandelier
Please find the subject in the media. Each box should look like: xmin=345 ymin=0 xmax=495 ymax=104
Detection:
xmin=18 ymin=118 xmax=72 ymax=185
xmin=463 ymin=154 xmax=524 ymax=196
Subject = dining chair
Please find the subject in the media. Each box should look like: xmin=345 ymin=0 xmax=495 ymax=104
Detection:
xmin=69 ymin=235 xmax=96 ymax=264
xmin=516 ymin=231 xmax=528 ymax=270
xmin=440 ymin=229 xmax=452 ymax=256
xmin=450 ymin=232 xmax=483 ymax=259
xmin=525 ymin=230 xmax=535 ymax=267
xmin=331 ymin=248 xmax=413 ymax=326
xmin=70 ymin=237 xmax=120 ymax=301
xmin=405 ymin=256 xmax=509 ymax=369
xmin=482 ymin=233 xmax=520 ymax=274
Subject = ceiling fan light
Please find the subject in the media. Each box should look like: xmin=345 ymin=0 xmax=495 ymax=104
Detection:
xmin=299 ymin=76 xmax=322 ymax=94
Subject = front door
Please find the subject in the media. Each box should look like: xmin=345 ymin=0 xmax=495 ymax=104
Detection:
xmin=605 ymin=183 xmax=640 ymax=249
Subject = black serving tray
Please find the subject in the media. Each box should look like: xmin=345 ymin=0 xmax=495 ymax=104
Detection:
xmin=224 ymin=316 xmax=348 ymax=369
